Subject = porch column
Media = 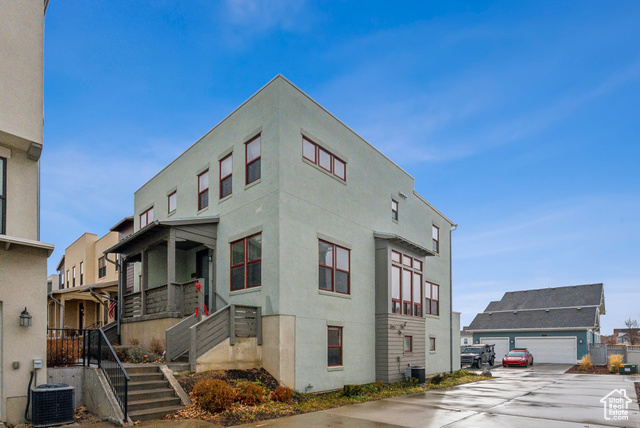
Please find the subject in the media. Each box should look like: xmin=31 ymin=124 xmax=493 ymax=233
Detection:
xmin=118 ymin=257 xmax=125 ymax=334
xmin=141 ymin=249 xmax=148 ymax=315
xmin=166 ymin=230 xmax=177 ymax=312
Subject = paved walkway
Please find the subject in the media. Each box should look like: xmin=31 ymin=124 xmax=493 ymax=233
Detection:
xmin=236 ymin=364 xmax=640 ymax=427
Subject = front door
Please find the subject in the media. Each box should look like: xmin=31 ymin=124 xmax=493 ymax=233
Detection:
xmin=196 ymin=250 xmax=210 ymax=311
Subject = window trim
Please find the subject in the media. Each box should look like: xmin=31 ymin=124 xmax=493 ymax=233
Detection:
xmin=0 ymin=156 xmax=6 ymax=235
xmin=429 ymin=336 xmax=436 ymax=352
xmin=404 ymin=335 xmax=413 ymax=353
xmin=219 ymin=154 xmax=233 ymax=199
xmin=230 ymin=233 xmax=262 ymax=291
xmin=140 ymin=207 xmax=153 ymax=228
xmin=391 ymin=250 xmax=423 ymax=317
xmin=72 ymin=266 xmax=76 ymax=287
xmin=425 ymin=282 xmax=440 ymax=316
xmin=318 ymin=240 xmax=351 ymax=295
xmin=302 ymin=136 xmax=346 ymax=182
xmin=168 ymin=191 xmax=177 ymax=214
xmin=327 ymin=326 xmax=343 ymax=367
xmin=432 ymin=224 xmax=440 ymax=254
xmin=245 ymin=134 xmax=261 ymax=185
xmin=80 ymin=261 xmax=84 ymax=286
xmin=66 ymin=270 xmax=69 ymax=289
xmin=98 ymin=256 xmax=106 ymax=279
xmin=391 ymin=199 xmax=399 ymax=221
xmin=198 ymin=169 xmax=210 ymax=210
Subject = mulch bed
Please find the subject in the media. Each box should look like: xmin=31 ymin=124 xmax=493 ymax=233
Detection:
xmin=176 ymin=368 xmax=280 ymax=394
xmin=565 ymin=365 xmax=614 ymax=374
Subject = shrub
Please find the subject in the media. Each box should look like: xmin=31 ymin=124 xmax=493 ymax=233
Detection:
xmin=579 ymin=354 xmax=592 ymax=371
xmin=47 ymin=337 xmax=83 ymax=367
xmin=342 ymin=384 xmax=363 ymax=397
xmin=270 ymin=386 xmax=293 ymax=402
xmin=362 ymin=381 xmax=384 ymax=394
xmin=149 ymin=338 xmax=165 ymax=355
xmin=113 ymin=346 xmax=127 ymax=362
xmin=429 ymin=374 xmax=445 ymax=385
xmin=128 ymin=338 xmax=140 ymax=346
xmin=191 ymin=379 xmax=235 ymax=413
xmin=235 ymin=381 xmax=266 ymax=406
xmin=608 ymin=354 xmax=624 ymax=372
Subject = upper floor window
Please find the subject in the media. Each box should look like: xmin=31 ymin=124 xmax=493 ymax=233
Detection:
xmin=220 ymin=155 xmax=232 ymax=199
xmin=391 ymin=250 xmax=423 ymax=317
xmin=72 ymin=266 xmax=76 ymax=287
xmin=230 ymin=233 xmax=261 ymax=291
xmin=425 ymin=282 xmax=439 ymax=316
xmin=302 ymin=137 xmax=346 ymax=181
xmin=328 ymin=326 xmax=343 ymax=366
xmin=198 ymin=170 xmax=209 ymax=210
xmin=432 ymin=225 xmax=439 ymax=253
xmin=318 ymin=240 xmax=350 ymax=295
xmin=245 ymin=135 xmax=261 ymax=185
xmin=66 ymin=270 xmax=69 ymax=289
xmin=168 ymin=191 xmax=177 ymax=214
xmin=140 ymin=207 xmax=153 ymax=228
xmin=0 ymin=156 xmax=5 ymax=234
xmin=80 ymin=261 xmax=84 ymax=286
xmin=98 ymin=256 xmax=106 ymax=278
xmin=391 ymin=199 xmax=399 ymax=221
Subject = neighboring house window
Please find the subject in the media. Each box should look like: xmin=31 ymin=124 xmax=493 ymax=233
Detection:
xmin=168 ymin=191 xmax=177 ymax=214
xmin=328 ymin=326 xmax=343 ymax=366
xmin=425 ymin=282 xmax=439 ymax=316
xmin=198 ymin=170 xmax=209 ymax=210
xmin=140 ymin=207 xmax=153 ymax=228
xmin=230 ymin=233 xmax=261 ymax=291
xmin=391 ymin=199 xmax=399 ymax=221
xmin=432 ymin=225 xmax=439 ymax=253
xmin=0 ymin=157 xmax=5 ymax=235
xmin=72 ymin=266 xmax=76 ymax=287
xmin=390 ymin=250 xmax=423 ymax=317
xmin=404 ymin=336 xmax=413 ymax=353
xmin=430 ymin=337 xmax=436 ymax=352
xmin=318 ymin=240 xmax=350 ymax=294
xmin=66 ymin=270 xmax=69 ymax=289
xmin=80 ymin=261 xmax=84 ymax=286
xmin=59 ymin=272 xmax=63 ymax=288
xmin=220 ymin=154 xmax=232 ymax=199
xmin=245 ymin=135 xmax=261 ymax=185
xmin=98 ymin=256 xmax=106 ymax=278
xmin=302 ymin=137 xmax=346 ymax=181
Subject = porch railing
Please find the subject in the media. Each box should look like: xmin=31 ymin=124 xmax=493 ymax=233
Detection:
xmin=122 ymin=279 xmax=209 ymax=319
xmin=123 ymin=291 xmax=141 ymax=318
xmin=47 ymin=328 xmax=87 ymax=367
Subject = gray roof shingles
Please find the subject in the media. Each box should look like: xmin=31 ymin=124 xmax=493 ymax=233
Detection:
xmin=484 ymin=283 xmax=603 ymax=312
xmin=468 ymin=307 xmax=598 ymax=331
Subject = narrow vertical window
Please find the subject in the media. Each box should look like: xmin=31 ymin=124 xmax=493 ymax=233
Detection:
xmin=198 ymin=170 xmax=209 ymax=210
xmin=425 ymin=282 xmax=431 ymax=315
xmin=220 ymin=154 xmax=232 ymax=199
xmin=72 ymin=266 xmax=76 ymax=287
xmin=302 ymin=137 xmax=316 ymax=162
xmin=391 ymin=199 xmax=399 ymax=221
xmin=98 ymin=257 xmax=106 ymax=278
xmin=245 ymin=135 xmax=261 ymax=185
xmin=333 ymin=158 xmax=346 ymax=180
xmin=391 ymin=265 xmax=401 ymax=314
xmin=230 ymin=233 xmax=261 ymax=291
xmin=391 ymin=250 xmax=423 ymax=317
xmin=402 ymin=269 xmax=412 ymax=315
xmin=328 ymin=326 xmax=343 ymax=366
xmin=80 ymin=261 xmax=84 ymax=286
xmin=432 ymin=225 xmax=440 ymax=253
xmin=318 ymin=240 xmax=350 ymax=295
xmin=66 ymin=270 xmax=69 ymax=289
xmin=0 ymin=157 xmax=5 ymax=235
xmin=168 ymin=191 xmax=177 ymax=214
xmin=412 ymin=272 xmax=422 ymax=316
xmin=140 ymin=207 xmax=153 ymax=228
xmin=430 ymin=337 xmax=436 ymax=352
xmin=404 ymin=336 xmax=413 ymax=353
xmin=431 ymin=283 xmax=440 ymax=316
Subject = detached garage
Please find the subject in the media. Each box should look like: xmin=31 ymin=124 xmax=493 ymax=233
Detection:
xmin=466 ymin=283 xmax=605 ymax=363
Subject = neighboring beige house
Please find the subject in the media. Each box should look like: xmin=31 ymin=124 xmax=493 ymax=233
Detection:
xmin=0 ymin=0 xmax=54 ymax=424
xmin=49 ymin=231 xmax=119 ymax=330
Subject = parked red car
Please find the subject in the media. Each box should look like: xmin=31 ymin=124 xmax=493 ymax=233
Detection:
xmin=502 ymin=348 xmax=534 ymax=367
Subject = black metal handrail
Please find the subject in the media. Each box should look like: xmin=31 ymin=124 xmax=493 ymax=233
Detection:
xmin=87 ymin=328 xmax=129 ymax=418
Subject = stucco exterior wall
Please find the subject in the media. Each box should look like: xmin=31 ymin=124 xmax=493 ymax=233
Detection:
xmin=472 ymin=330 xmax=589 ymax=360
xmin=121 ymin=317 xmax=181 ymax=349
xmin=1 ymin=147 xmax=39 ymax=239
xmin=196 ymin=337 xmax=261 ymax=372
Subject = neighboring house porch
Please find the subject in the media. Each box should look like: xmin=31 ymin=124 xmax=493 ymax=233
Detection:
xmin=48 ymin=281 xmax=118 ymax=331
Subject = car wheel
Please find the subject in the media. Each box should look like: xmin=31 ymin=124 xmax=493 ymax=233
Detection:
xmin=489 ymin=358 xmax=495 ymax=366
xmin=525 ymin=361 xmax=529 ymax=368
xmin=531 ymin=358 xmax=533 ymax=366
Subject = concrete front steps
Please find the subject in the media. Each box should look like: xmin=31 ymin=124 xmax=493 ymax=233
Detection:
xmin=125 ymin=365 xmax=184 ymax=421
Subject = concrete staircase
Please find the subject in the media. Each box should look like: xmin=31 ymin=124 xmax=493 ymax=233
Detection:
xmin=126 ymin=365 xmax=184 ymax=421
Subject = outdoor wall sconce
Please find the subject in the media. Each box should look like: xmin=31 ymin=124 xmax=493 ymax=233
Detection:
xmin=579 ymin=338 xmax=583 ymax=344
xmin=510 ymin=339 xmax=514 ymax=344
xmin=20 ymin=307 xmax=32 ymax=327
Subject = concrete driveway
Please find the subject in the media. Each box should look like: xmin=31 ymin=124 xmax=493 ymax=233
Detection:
xmin=238 ymin=364 xmax=640 ymax=427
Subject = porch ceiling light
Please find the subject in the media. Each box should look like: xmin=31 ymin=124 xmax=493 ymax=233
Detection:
xmin=20 ymin=307 xmax=32 ymax=327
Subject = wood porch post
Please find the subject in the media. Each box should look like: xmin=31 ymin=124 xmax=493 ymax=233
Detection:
xmin=167 ymin=230 xmax=177 ymax=312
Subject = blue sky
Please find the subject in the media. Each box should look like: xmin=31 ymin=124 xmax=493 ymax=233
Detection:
xmin=42 ymin=1 xmax=640 ymax=334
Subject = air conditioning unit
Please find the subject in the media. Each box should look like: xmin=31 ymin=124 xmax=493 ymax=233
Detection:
xmin=31 ymin=383 xmax=74 ymax=427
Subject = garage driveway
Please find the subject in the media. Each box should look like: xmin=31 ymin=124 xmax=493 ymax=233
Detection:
xmin=238 ymin=364 xmax=640 ymax=427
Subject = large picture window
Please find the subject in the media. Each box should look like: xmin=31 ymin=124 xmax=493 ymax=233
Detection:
xmin=302 ymin=137 xmax=346 ymax=181
xmin=220 ymin=154 xmax=233 ymax=199
xmin=245 ymin=135 xmax=261 ymax=185
xmin=230 ymin=233 xmax=262 ymax=291
xmin=328 ymin=326 xmax=342 ymax=366
xmin=425 ymin=282 xmax=439 ymax=316
xmin=390 ymin=250 xmax=423 ymax=317
xmin=318 ymin=240 xmax=350 ymax=294
xmin=198 ymin=170 xmax=209 ymax=210
xmin=0 ymin=157 xmax=5 ymax=235
xmin=140 ymin=207 xmax=153 ymax=228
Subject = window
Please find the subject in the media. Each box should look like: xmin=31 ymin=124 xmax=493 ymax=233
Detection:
xmin=318 ymin=240 xmax=350 ymax=294
xmin=404 ymin=335 xmax=413 ymax=353
xmin=390 ymin=250 xmax=423 ymax=317
xmin=168 ymin=191 xmax=177 ymax=214
xmin=429 ymin=337 xmax=436 ymax=352
xmin=80 ymin=261 xmax=84 ymax=286
xmin=72 ymin=266 xmax=76 ymax=287
xmin=98 ymin=256 xmax=106 ymax=278
xmin=140 ymin=207 xmax=153 ymax=228
xmin=328 ymin=326 xmax=342 ymax=366
xmin=245 ymin=135 xmax=261 ymax=185
xmin=198 ymin=170 xmax=209 ymax=210
xmin=230 ymin=233 xmax=261 ymax=291
xmin=425 ymin=282 xmax=439 ymax=316
xmin=0 ymin=157 xmax=5 ymax=235
xmin=220 ymin=154 xmax=232 ymax=199
xmin=66 ymin=270 xmax=69 ymax=289
xmin=302 ymin=137 xmax=346 ymax=181
xmin=391 ymin=199 xmax=399 ymax=221
xmin=432 ymin=225 xmax=439 ymax=253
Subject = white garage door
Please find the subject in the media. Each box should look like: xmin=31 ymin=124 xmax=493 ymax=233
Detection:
xmin=480 ymin=337 xmax=509 ymax=360
xmin=515 ymin=337 xmax=577 ymax=364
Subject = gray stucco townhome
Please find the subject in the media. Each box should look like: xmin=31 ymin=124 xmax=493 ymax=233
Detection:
xmin=105 ymin=75 xmax=460 ymax=392
xmin=467 ymin=283 xmax=604 ymax=364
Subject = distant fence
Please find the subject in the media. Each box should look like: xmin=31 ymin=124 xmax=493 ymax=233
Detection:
xmin=588 ymin=344 xmax=640 ymax=365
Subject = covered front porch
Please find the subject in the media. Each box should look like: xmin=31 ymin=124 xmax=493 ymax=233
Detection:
xmin=47 ymin=281 xmax=118 ymax=331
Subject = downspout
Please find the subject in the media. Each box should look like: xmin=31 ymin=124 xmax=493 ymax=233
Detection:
xmin=48 ymin=292 xmax=64 ymax=329
xmin=449 ymin=224 xmax=458 ymax=373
